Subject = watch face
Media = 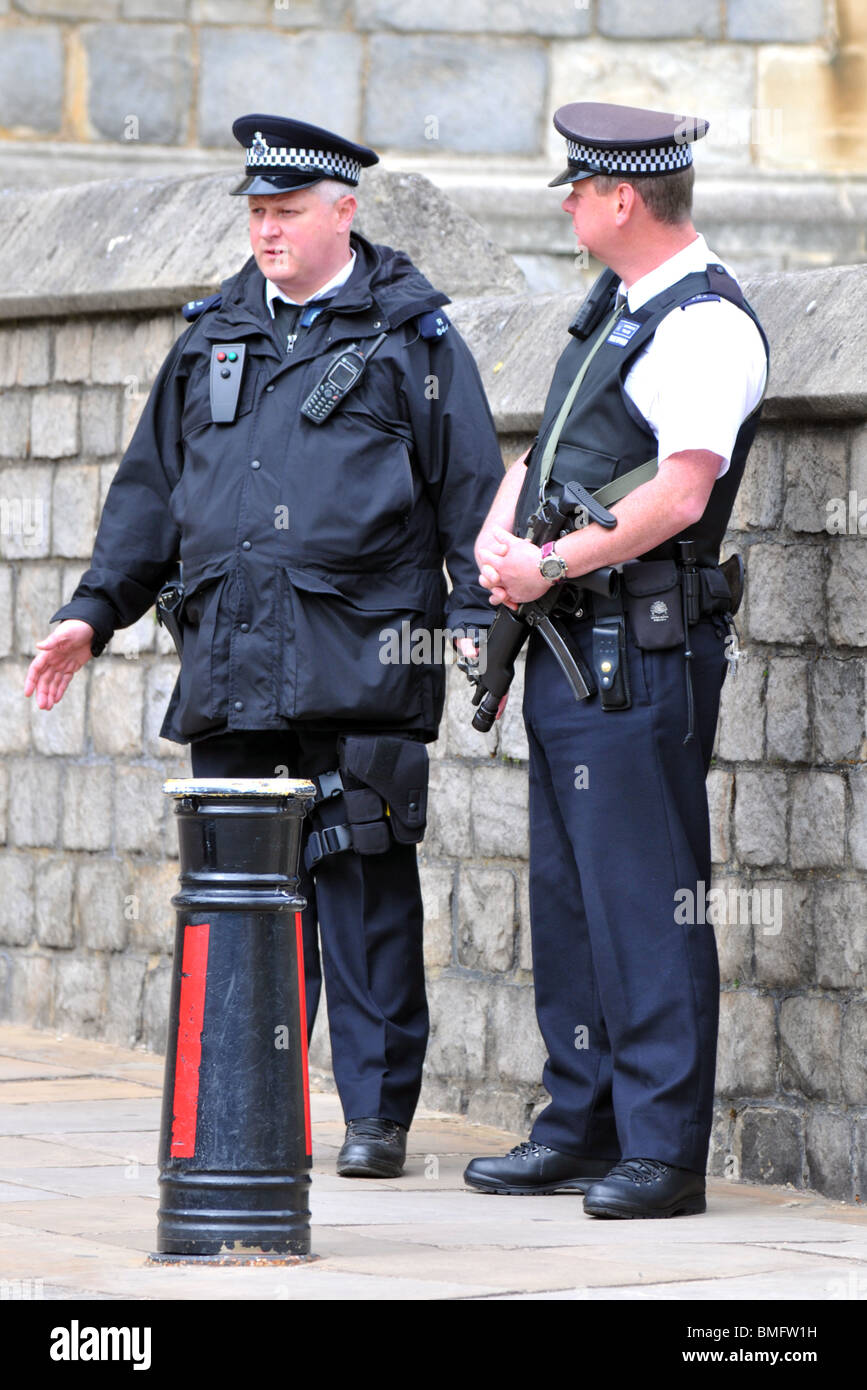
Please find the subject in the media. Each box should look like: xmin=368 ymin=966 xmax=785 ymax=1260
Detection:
xmin=540 ymin=556 xmax=565 ymax=580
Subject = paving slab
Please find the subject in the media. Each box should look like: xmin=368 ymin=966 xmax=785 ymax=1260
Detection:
xmin=1 ymin=1025 xmax=866 ymax=1305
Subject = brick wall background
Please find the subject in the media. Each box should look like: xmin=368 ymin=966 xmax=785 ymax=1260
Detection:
xmin=0 ymin=171 xmax=865 ymax=1203
xmin=1 ymin=2 xmax=866 ymax=290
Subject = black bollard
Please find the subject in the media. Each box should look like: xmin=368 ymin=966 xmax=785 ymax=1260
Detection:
xmin=151 ymin=777 xmax=316 ymax=1264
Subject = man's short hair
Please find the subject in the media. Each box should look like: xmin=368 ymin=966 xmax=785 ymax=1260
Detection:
xmin=591 ymin=165 xmax=694 ymax=225
xmin=314 ymin=177 xmax=356 ymax=205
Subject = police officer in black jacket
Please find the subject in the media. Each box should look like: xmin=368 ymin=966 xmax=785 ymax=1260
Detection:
xmin=465 ymin=103 xmax=769 ymax=1217
xmin=26 ymin=116 xmax=504 ymax=1179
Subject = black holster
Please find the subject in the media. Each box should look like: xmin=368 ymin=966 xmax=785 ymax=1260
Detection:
xmin=304 ymin=736 xmax=429 ymax=872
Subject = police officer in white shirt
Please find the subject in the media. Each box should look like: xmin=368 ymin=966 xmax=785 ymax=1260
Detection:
xmin=464 ymin=102 xmax=769 ymax=1217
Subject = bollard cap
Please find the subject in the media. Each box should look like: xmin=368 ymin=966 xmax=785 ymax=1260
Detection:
xmin=163 ymin=777 xmax=316 ymax=801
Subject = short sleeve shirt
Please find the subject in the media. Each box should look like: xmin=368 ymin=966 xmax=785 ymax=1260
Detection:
xmin=620 ymin=234 xmax=768 ymax=479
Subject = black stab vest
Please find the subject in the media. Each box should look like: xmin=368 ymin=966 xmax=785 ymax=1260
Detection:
xmin=515 ymin=263 xmax=770 ymax=568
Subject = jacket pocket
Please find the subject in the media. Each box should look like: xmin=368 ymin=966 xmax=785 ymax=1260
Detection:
xmin=280 ymin=567 xmax=441 ymax=725
xmin=173 ymin=570 xmax=231 ymax=735
xmin=550 ymin=443 xmax=620 ymax=494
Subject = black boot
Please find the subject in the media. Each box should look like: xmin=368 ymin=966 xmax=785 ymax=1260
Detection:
xmin=337 ymin=1118 xmax=408 ymax=1178
xmin=464 ymin=1141 xmax=615 ymax=1195
xmin=583 ymin=1158 xmax=706 ymax=1218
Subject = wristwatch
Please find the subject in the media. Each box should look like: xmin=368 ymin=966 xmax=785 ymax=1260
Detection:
xmin=539 ymin=541 xmax=568 ymax=584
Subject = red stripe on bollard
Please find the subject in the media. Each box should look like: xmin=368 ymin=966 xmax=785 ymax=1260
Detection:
xmin=294 ymin=910 xmax=312 ymax=1157
xmin=171 ymin=922 xmax=211 ymax=1157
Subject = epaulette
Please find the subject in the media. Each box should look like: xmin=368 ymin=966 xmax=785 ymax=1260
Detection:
xmin=417 ymin=309 xmax=450 ymax=340
xmin=181 ymin=293 xmax=222 ymax=322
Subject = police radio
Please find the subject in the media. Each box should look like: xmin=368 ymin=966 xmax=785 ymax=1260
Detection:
xmin=301 ymin=333 xmax=387 ymax=424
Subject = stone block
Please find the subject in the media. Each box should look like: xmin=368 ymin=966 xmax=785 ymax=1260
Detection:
xmin=110 ymin=612 xmax=157 ymax=660
xmin=717 ymin=654 xmax=765 ymax=762
xmin=851 ymin=423 xmax=867 ymax=497
xmin=0 ymin=762 xmax=7 ymax=842
xmin=31 ymin=671 xmax=86 ymax=756
xmin=0 ymin=850 xmax=35 ymax=945
xmin=103 ymin=953 xmax=146 ymax=1047
xmin=115 ymin=765 xmax=165 ymax=855
xmin=850 ymin=764 xmax=867 ymax=871
xmin=192 ymin=0 xmax=268 ymax=18
xmin=365 ymin=36 xmax=547 ymax=155
xmin=805 ymin=1109 xmax=853 ymax=1203
xmin=710 ymin=875 xmax=753 ymax=986
xmin=144 ymin=661 xmax=181 ymax=757
xmin=85 ymin=25 xmax=191 ymax=144
xmin=76 ymin=857 xmax=129 ymax=951
xmin=780 ymin=996 xmax=841 ymax=1101
xmin=425 ymin=760 xmax=471 ymax=859
xmin=99 ymin=462 xmax=118 ymax=510
xmin=729 ymin=429 xmax=784 ymax=531
xmin=716 ymin=990 xmax=776 ymax=1095
xmin=62 ymin=764 xmax=113 ymax=851
xmin=732 ymin=769 xmax=787 ymax=867
xmin=7 ymin=951 xmax=53 ymax=1028
xmin=35 ymin=857 xmax=76 ymax=949
xmin=0 ymin=661 xmax=32 ymax=755
xmin=487 ymin=982 xmax=547 ymax=1084
xmin=7 ymin=757 xmax=61 ymax=848
xmin=141 ymin=959 xmax=172 ymax=1051
xmin=355 ymin=0 xmax=589 ymax=36
xmin=123 ymin=0 xmax=187 ymax=15
xmin=0 ymin=328 xmax=20 ymax=388
xmin=751 ymin=879 xmax=812 ymax=989
xmin=0 ymin=392 xmax=31 ymax=460
xmin=15 ymin=324 xmax=50 ymax=386
xmin=727 ymin=0 xmax=826 ymax=42
xmin=549 ymin=41 xmax=754 ymax=171
xmin=828 ymin=543 xmax=867 ymax=647
xmin=813 ymin=657 xmax=864 ymax=763
xmin=0 ymin=26 xmax=63 ymax=135
xmin=425 ymin=974 xmax=487 ymax=1079
xmin=90 ymin=316 xmax=175 ymax=387
xmin=765 ymin=657 xmax=810 ymax=763
xmin=120 ymin=389 xmax=148 ymax=450
xmin=0 ymin=465 xmax=52 ymax=559
xmin=783 ymin=427 xmax=848 ymax=533
xmin=444 ymin=665 xmax=499 ymax=760
xmin=497 ymin=651 xmax=529 ymax=760
xmin=198 ymin=30 xmax=362 ymax=147
xmin=54 ymin=954 xmax=108 ymax=1038
xmin=471 ymin=764 xmax=529 ymax=859
xmin=126 ymin=860 xmax=177 ymax=953
xmin=54 ymin=320 xmax=94 ymax=384
xmin=457 ymin=865 xmax=516 ymax=973
xmin=707 ymin=1103 xmax=736 ymax=1181
xmin=746 ymin=543 xmax=825 ymax=646
xmin=419 ymin=858 xmax=454 ymax=968
xmin=735 ymin=1107 xmax=803 ymax=1188
xmin=598 ymin=0 xmax=720 ymax=38
xmin=516 ymin=866 xmax=533 ymax=972
xmin=14 ymin=562 xmax=61 ymax=659
xmin=89 ymin=661 xmax=144 ymax=754
xmin=789 ymin=771 xmax=845 ymax=869
xmin=706 ymin=769 xmax=733 ymax=864
xmin=80 ymin=389 xmax=120 ymax=457
xmin=18 ymin=1 xmax=119 ymax=13
xmin=51 ymin=465 xmax=100 ymax=559
xmin=272 ymin=0 xmax=348 ymax=27
xmin=0 ymin=567 xmax=11 ymax=660
xmin=841 ymin=1003 xmax=867 ymax=1106
xmin=31 ymin=390 xmax=79 ymax=460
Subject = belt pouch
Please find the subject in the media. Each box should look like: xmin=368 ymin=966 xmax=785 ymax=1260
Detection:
xmin=622 ymin=560 xmax=685 ymax=650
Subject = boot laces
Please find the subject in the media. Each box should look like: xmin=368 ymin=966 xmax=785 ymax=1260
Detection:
xmin=606 ymin=1157 xmax=671 ymax=1185
xmin=507 ymin=1141 xmax=552 ymax=1161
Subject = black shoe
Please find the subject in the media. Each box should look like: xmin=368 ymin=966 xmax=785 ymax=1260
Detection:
xmin=463 ymin=1141 xmax=616 ymax=1195
xmin=336 ymin=1118 xmax=407 ymax=1178
xmin=583 ymin=1158 xmax=706 ymax=1218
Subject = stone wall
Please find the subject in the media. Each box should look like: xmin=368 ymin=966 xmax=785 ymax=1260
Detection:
xmin=0 ymin=171 xmax=865 ymax=1203
xmin=1 ymin=2 xmax=866 ymax=289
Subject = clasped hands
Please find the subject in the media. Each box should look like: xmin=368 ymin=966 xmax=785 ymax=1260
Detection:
xmin=477 ymin=525 xmax=551 ymax=609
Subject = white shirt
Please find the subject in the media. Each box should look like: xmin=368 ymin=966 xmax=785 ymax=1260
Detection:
xmin=619 ymin=234 xmax=767 ymax=478
xmin=265 ymin=250 xmax=357 ymax=315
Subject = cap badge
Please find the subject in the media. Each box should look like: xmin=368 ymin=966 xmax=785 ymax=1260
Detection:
xmin=251 ymin=132 xmax=269 ymax=160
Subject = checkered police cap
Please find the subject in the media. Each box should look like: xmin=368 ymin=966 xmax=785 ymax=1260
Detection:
xmin=549 ymin=102 xmax=709 ymax=187
xmin=231 ymin=114 xmax=379 ymax=196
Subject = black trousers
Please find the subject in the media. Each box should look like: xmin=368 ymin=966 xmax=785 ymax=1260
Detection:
xmin=523 ymin=615 xmax=728 ymax=1174
xmin=190 ymin=728 xmax=429 ymax=1128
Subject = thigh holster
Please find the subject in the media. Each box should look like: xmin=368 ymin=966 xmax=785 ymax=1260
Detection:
xmin=303 ymin=736 xmax=429 ymax=872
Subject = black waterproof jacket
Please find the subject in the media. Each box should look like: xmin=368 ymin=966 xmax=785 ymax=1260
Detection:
xmin=55 ymin=234 xmax=504 ymax=743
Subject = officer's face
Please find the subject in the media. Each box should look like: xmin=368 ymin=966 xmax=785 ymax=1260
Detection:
xmin=248 ymin=187 xmax=356 ymax=301
xmin=560 ymin=178 xmax=616 ymax=259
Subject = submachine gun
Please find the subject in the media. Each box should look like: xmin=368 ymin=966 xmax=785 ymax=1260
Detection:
xmin=466 ymin=482 xmax=619 ymax=733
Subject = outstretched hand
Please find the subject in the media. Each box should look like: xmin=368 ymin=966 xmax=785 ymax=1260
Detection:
xmin=24 ymin=620 xmax=96 ymax=710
